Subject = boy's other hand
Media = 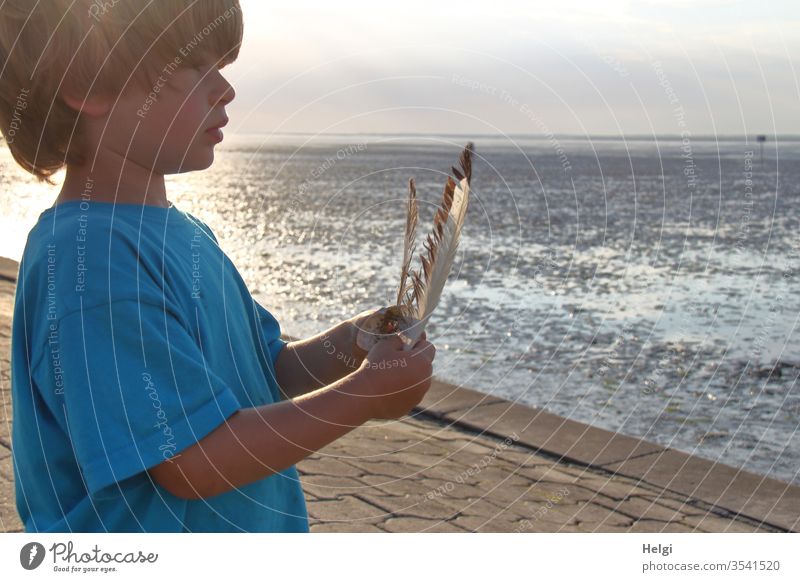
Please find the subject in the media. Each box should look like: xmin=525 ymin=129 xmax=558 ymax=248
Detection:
xmin=349 ymin=307 xmax=381 ymax=360
xmin=351 ymin=333 xmax=436 ymax=420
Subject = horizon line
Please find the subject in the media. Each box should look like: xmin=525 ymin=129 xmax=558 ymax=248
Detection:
xmin=228 ymin=131 xmax=800 ymax=140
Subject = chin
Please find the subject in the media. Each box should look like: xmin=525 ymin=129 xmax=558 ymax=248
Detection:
xmin=174 ymin=152 xmax=215 ymax=174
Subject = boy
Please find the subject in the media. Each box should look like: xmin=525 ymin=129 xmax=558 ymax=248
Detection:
xmin=1 ymin=0 xmax=435 ymax=532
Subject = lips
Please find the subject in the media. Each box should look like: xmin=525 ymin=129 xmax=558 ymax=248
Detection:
xmin=206 ymin=117 xmax=229 ymax=132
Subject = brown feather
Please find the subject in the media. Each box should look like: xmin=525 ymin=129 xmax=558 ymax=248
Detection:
xmin=399 ymin=142 xmax=474 ymax=344
xmin=397 ymin=177 xmax=419 ymax=315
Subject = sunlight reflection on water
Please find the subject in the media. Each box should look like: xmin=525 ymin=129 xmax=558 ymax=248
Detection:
xmin=2 ymin=134 xmax=798 ymax=484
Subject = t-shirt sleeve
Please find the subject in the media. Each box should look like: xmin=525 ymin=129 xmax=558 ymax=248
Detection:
xmin=185 ymin=212 xmax=286 ymax=364
xmin=54 ymin=300 xmax=242 ymax=497
xmin=253 ymin=300 xmax=288 ymax=368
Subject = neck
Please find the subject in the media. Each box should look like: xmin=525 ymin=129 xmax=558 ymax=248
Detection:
xmin=55 ymin=146 xmax=170 ymax=208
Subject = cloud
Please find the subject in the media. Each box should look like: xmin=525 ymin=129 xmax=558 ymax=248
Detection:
xmin=226 ymin=0 xmax=800 ymax=135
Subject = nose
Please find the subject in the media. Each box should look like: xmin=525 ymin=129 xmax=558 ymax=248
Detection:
xmin=211 ymin=71 xmax=235 ymax=106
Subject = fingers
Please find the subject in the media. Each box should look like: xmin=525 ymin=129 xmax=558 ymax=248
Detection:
xmin=378 ymin=333 xmax=406 ymax=352
xmin=372 ymin=330 xmax=434 ymax=362
xmin=411 ymin=339 xmax=436 ymax=363
xmin=411 ymin=330 xmax=427 ymax=349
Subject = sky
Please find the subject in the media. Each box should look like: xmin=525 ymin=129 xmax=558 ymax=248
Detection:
xmin=223 ymin=0 xmax=800 ymax=137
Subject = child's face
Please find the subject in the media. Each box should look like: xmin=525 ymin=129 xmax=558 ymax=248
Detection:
xmin=107 ymin=57 xmax=235 ymax=175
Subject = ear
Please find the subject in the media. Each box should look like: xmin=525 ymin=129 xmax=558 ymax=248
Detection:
xmin=58 ymin=88 xmax=113 ymax=117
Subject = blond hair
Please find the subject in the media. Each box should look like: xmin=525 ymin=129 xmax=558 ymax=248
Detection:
xmin=0 ymin=0 xmax=243 ymax=184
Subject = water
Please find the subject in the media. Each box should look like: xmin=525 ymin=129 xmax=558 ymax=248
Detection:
xmin=2 ymin=133 xmax=798 ymax=485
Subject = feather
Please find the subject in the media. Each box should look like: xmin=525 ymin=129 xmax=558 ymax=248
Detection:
xmin=401 ymin=142 xmax=473 ymax=348
xmin=354 ymin=142 xmax=474 ymax=353
xmin=396 ymin=177 xmax=419 ymax=316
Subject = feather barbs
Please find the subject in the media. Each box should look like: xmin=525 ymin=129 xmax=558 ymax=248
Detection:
xmin=410 ymin=146 xmax=472 ymax=329
xmin=355 ymin=142 xmax=474 ymax=353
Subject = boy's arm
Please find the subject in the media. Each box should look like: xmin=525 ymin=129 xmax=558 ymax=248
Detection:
xmin=149 ymin=332 xmax=435 ymax=500
xmin=148 ymin=367 xmax=373 ymax=500
xmin=274 ymin=314 xmax=371 ymax=400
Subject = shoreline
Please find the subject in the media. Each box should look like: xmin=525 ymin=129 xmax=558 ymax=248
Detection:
xmin=1 ymin=255 xmax=796 ymax=532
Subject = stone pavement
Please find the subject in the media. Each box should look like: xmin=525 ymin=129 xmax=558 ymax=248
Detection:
xmin=296 ymin=404 xmax=793 ymax=533
xmin=0 ymin=256 xmax=797 ymax=533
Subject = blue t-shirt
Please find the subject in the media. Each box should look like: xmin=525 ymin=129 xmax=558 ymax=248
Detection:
xmin=10 ymin=200 xmax=309 ymax=532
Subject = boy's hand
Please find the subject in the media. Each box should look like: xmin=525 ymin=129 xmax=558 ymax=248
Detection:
xmin=348 ymin=307 xmax=382 ymax=361
xmin=347 ymin=307 xmax=426 ymax=363
xmin=352 ymin=333 xmax=436 ymax=420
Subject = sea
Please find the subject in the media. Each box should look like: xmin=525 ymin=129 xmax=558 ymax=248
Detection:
xmin=2 ymin=132 xmax=798 ymax=485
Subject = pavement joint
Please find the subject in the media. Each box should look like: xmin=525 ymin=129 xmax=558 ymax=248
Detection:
xmin=600 ymin=449 xmax=663 ymax=467
xmin=348 ymin=493 xmax=405 ymax=517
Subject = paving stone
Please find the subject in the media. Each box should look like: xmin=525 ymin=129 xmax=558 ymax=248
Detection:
xmin=509 ymin=515 xmax=572 ymax=533
xmin=462 ymin=464 xmax=540 ymax=488
xmin=418 ymin=520 xmax=468 ymax=532
xmin=307 ymin=496 xmax=388 ymax=523
xmin=594 ymin=496 xmax=688 ymax=522
xmin=381 ymin=517 xmax=465 ymax=533
xmin=524 ymin=465 xmax=584 ymax=486
xmin=322 ymin=433 xmax=445 ymax=458
xmin=462 ymin=513 xmax=583 ymax=533
xmin=390 ymin=496 xmax=464 ymax=520
xmin=390 ymin=493 xmax=517 ymax=523
xmin=416 ymin=477 xmax=493 ymax=503
xmin=0 ymin=458 xmax=14 ymax=483
xmin=575 ymin=522 xmax=628 ymax=533
xmin=0 ymin=513 xmax=24 ymax=533
xmin=536 ymin=483 xmax=610 ymax=504
xmin=303 ymin=490 xmax=322 ymax=502
xmin=301 ymin=475 xmax=374 ymax=500
xmin=603 ymin=450 xmax=800 ymax=532
xmin=570 ymin=501 xmax=635 ymax=527
xmin=392 ymin=438 xmax=455 ymax=457
xmin=451 ymin=513 xmax=520 ymax=532
xmin=429 ymin=437 xmax=504 ymax=457
xmin=301 ymin=474 xmax=368 ymax=488
xmin=357 ymin=474 xmax=433 ymax=500
xmin=341 ymin=459 xmax=421 ymax=480
xmin=457 ymin=496 xmax=529 ymax=521
xmin=497 ymin=448 xmax=558 ymax=468
xmin=0 ymin=503 xmax=21 ymax=533
xmin=462 ymin=482 xmax=537 ymax=507
xmin=577 ymin=519 xmax=694 ymax=533
xmin=680 ymin=513 xmax=773 ymax=533
xmin=634 ymin=494 xmax=708 ymax=517
xmin=385 ymin=418 xmax=453 ymax=441
xmin=627 ymin=519 xmax=696 ymax=533
xmin=310 ymin=522 xmax=384 ymax=533
xmin=381 ymin=451 xmax=453 ymax=469
xmin=578 ymin=475 xmax=658 ymax=500
xmin=505 ymin=498 xmax=582 ymax=526
xmin=297 ymin=456 xmax=365 ymax=478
